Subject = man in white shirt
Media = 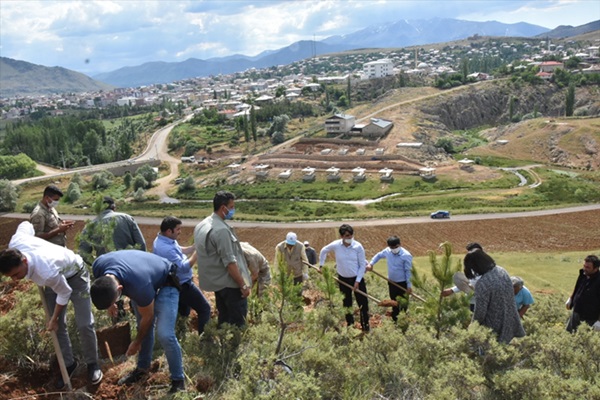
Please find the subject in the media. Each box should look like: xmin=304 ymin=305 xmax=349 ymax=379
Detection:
xmin=319 ymin=224 xmax=370 ymax=332
xmin=0 ymin=221 xmax=102 ymax=389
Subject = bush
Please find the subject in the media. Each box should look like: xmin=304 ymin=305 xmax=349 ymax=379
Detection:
xmin=0 ymin=179 xmax=18 ymax=212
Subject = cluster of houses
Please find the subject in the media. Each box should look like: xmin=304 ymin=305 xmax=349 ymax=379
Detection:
xmin=2 ymin=38 xmax=598 ymax=120
xmin=224 ymin=163 xmax=399 ymax=184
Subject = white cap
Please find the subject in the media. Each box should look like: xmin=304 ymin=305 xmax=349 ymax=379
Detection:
xmin=286 ymin=232 xmax=297 ymax=245
xmin=304 ymin=241 xmax=310 ymax=246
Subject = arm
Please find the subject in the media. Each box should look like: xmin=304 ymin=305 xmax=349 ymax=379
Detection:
xmin=227 ymin=262 xmax=250 ymax=298
xmin=127 ymin=301 xmax=154 ymax=356
xmin=404 ymin=254 xmax=413 ymax=290
xmin=180 ymin=245 xmax=195 ymax=256
xmin=275 ymin=245 xmax=284 ymax=270
xmin=472 ymin=281 xmax=489 ymax=324
xmin=367 ymin=250 xmax=384 ymax=272
xmin=354 ymin=245 xmax=367 ymax=287
xmin=31 ymin=214 xmax=72 ymax=241
xmin=518 ymin=305 xmax=530 ymax=318
xmin=130 ymin=220 xmax=146 ymax=251
xmin=318 ymin=242 xmax=335 ymax=266
xmin=47 ymin=303 xmax=66 ymax=332
xmin=300 ymin=245 xmax=309 ymax=276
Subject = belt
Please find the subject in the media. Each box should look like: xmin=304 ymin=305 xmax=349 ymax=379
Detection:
xmin=65 ymin=266 xmax=84 ymax=281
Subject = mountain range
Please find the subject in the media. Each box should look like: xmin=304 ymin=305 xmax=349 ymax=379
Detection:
xmin=1 ymin=18 xmax=598 ymax=96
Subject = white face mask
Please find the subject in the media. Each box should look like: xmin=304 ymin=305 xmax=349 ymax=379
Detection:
xmin=343 ymin=238 xmax=353 ymax=245
xmin=391 ymin=248 xmax=401 ymax=255
xmin=48 ymin=200 xmax=60 ymax=208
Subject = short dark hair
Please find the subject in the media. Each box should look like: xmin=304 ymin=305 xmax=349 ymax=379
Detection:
xmin=213 ymin=191 xmax=235 ymax=212
xmin=0 ymin=248 xmax=24 ymax=275
xmin=160 ymin=216 xmax=182 ymax=233
xmin=103 ymin=196 xmax=115 ymax=210
xmin=463 ymin=248 xmax=496 ymax=279
xmin=43 ymin=185 xmax=63 ymax=198
xmin=90 ymin=276 xmax=119 ymax=310
xmin=339 ymin=224 xmax=354 ymax=237
xmin=466 ymin=242 xmax=483 ymax=251
xmin=387 ymin=236 xmax=401 ymax=247
xmin=585 ymin=255 xmax=600 ymax=269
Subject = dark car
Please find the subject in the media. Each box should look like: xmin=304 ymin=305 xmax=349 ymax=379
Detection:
xmin=430 ymin=210 xmax=450 ymax=219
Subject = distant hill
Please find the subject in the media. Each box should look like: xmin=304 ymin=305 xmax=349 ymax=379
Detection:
xmin=0 ymin=57 xmax=114 ymax=98
xmin=323 ymin=18 xmax=548 ymax=48
xmin=94 ymin=18 xmax=550 ymax=88
xmin=92 ymin=41 xmax=352 ymax=88
xmin=535 ymin=20 xmax=599 ymax=38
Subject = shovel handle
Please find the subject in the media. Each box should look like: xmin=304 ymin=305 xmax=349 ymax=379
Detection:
xmin=303 ymin=262 xmax=382 ymax=304
xmin=369 ymin=269 xmax=426 ymax=303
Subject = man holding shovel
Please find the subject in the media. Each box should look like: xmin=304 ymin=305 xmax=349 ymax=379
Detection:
xmin=90 ymin=250 xmax=185 ymax=394
xmin=319 ymin=224 xmax=370 ymax=332
xmin=0 ymin=221 xmax=102 ymax=389
xmin=366 ymin=235 xmax=413 ymax=322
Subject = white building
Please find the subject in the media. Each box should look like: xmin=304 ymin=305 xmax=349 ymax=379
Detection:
xmin=363 ymin=59 xmax=394 ymax=79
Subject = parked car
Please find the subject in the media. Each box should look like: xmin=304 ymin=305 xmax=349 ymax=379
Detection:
xmin=430 ymin=210 xmax=450 ymax=219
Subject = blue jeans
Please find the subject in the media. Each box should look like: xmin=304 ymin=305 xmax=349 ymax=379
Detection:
xmin=178 ymin=281 xmax=211 ymax=334
xmin=215 ymin=287 xmax=247 ymax=327
xmin=132 ymin=286 xmax=183 ymax=381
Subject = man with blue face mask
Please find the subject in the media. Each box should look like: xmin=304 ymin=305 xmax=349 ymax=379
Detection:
xmin=367 ymin=236 xmax=413 ymax=322
xmin=319 ymin=224 xmax=370 ymax=332
xmin=30 ymin=185 xmax=75 ymax=247
xmin=194 ymin=190 xmax=252 ymax=327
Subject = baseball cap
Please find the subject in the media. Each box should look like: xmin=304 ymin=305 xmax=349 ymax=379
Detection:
xmin=286 ymin=232 xmax=297 ymax=245
xmin=304 ymin=241 xmax=310 ymax=246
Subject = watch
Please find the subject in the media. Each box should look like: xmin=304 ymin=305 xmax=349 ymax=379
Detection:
xmin=242 ymin=284 xmax=249 ymax=290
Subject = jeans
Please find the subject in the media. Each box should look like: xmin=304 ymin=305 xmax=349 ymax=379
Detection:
xmin=132 ymin=286 xmax=183 ymax=381
xmin=388 ymin=281 xmax=409 ymax=322
xmin=178 ymin=281 xmax=211 ymax=334
xmin=44 ymin=268 xmax=99 ymax=366
xmin=337 ymin=275 xmax=370 ymax=332
xmin=215 ymin=287 xmax=247 ymax=327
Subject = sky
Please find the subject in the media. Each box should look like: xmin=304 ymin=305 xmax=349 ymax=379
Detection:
xmin=0 ymin=0 xmax=598 ymax=76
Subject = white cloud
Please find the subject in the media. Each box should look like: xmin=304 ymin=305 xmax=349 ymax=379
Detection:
xmin=0 ymin=0 xmax=595 ymax=75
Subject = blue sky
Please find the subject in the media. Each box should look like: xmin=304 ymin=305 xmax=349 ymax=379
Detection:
xmin=0 ymin=0 xmax=597 ymax=75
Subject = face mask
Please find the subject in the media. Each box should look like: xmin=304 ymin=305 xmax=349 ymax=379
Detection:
xmin=343 ymin=238 xmax=353 ymax=245
xmin=48 ymin=200 xmax=60 ymax=208
xmin=391 ymin=248 xmax=401 ymax=255
xmin=224 ymin=206 xmax=235 ymax=220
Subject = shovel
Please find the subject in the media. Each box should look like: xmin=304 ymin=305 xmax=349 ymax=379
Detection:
xmin=368 ymin=269 xmax=426 ymax=303
xmin=38 ymin=286 xmax=72 ymax=391
xmin=303 ymin=261 xmax=398 ymax=308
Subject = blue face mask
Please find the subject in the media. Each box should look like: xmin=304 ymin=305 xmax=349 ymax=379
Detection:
xmin=224 ymin=206 xmax=235 ymax=220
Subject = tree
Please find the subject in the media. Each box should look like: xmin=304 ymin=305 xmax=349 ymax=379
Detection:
xmin=267 ymin=115 xmax=290 ymax=137
xmin=250 ymin=106 xmax=257 ymax=142
xmin=275 ymin=86 xmax=286 ymax=98
xmin=346 ymin=77 xmax=352 ymax=107
xmin=0 ymin=153 xmax=37 ymax=180
xmin=0 ymin=179 xmax=18 ymax=212
xmin=271 ymin=132 xmax=285 ymax=145
xmin=123 ymin=171 xmax=132 ymax=189
xmin=65 ymin=182 xmax=81 ymax=203
xmin=135 ymin=164 xmax=158 ymax=187
xmin=133 ymin=175 xmax=148 ymax=191
xmin=565 ymin=83 xmax=575 ymax=117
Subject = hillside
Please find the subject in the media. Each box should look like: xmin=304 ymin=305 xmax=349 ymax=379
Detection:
xmin=0 ymin=57 xmax=114 ymax=97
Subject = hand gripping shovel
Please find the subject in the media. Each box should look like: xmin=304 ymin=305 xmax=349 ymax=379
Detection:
xmin=303 ymin=261 xmax=397 ymax=308
xmin=368 ymin=269 xmax=426 ymax=303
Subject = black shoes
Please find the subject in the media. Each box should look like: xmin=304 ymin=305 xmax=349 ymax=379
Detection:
xmin=56 ymin=361 xmax=78 ymax=390
xmin=168 ymin=379 xmax=185 ymax=393
xmin=117 ymin=368 xmax=147 ymax=385
xmin=87 ymin=363 xmax=103 ymax=385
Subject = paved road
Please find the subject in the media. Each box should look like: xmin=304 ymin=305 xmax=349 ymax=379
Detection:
xmin=3 ymin=204 xmax=599 ymax=229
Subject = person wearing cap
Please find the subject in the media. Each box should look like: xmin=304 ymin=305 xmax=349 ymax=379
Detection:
xmin=241 ymin=242 xmax=271 ymax=296
xmin=275 ymin=232 xmax=309 ymax=286
xmin=319 ymin=224 xmax=370 ymax=332
xmin=366 ymin=235 xmax=413 ymax=322
xmin=153 ymin=216 xmax=211 ymax=334
xmin=194 ymin=191 xmax=252 ymax=328
xmin=79 ymin=196 xmax=146 ymax=261
xmin=30 ymin=185 xmax=75 ymax=247
xmin=511 ymin=276 xmax=534 ymax=318
xmin=566 ymin=255 xmax=600 ymax=332
xmin=90 ymin=250 xmax=185 ymax=393
xmin=0 ymin=221 xmax=103 ymax=389
xmin=304 ymin=241 xmax=317 ymax=266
